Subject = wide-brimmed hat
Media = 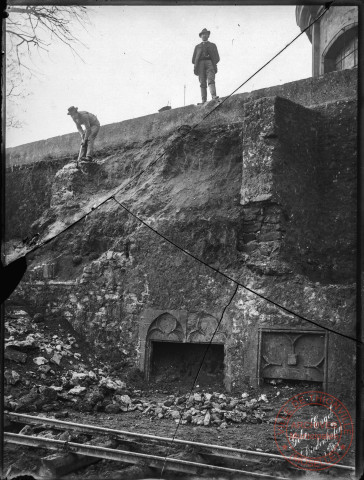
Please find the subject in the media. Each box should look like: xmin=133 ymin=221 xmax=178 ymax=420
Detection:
xmin=67 ymin=106 xmax=78 ymax=115
xmin=199 ymin=28 xmax=210 ymax=37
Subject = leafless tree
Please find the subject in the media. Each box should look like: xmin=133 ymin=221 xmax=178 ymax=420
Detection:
xmin=6 ymin=5 xmax=90 ymax=127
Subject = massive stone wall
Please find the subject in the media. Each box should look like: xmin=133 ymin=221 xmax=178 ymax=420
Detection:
xmin=6 ymin=69 xmax=357 ymax=397
xmin=6 ymin=69 xmax=356 ymax=168
xmin=313 ymin=99 xmax=357 ymax=282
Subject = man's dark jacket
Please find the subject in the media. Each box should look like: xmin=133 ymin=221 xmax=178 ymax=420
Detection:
xmin=192 ymin=41 xmax=220 ymax=75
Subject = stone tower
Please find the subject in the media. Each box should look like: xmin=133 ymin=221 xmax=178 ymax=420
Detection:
xmin=296 ymin=6 xmax=358 ymax=77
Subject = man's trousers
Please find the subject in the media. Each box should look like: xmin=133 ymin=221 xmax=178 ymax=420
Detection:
xmin=81 ymin=124 xmax=100 ymax=158
xmin=197 ymin=59 xmax=217 ymax=101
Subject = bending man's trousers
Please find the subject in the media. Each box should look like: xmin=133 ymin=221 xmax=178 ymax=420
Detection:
xmin=81 ymin=124 xmax=100 ymax=158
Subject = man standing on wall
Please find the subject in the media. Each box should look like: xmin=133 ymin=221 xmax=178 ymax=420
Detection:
xmin=192 ymin=28 xmax=220 ymax=104
xmin=67 ymin=106 xmax=100 ymax=161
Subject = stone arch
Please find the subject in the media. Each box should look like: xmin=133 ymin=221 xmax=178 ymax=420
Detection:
xmin=187 ymin=313 xmax=229 ymax=390
xmin=144 ymin=312 xmax=184 ymax=380
xmin=147 ymin=312 xmax=184 ymax=342
xmin=322 ymin=23 xmax=358 ymax=74
xmin=187 ymin=313 xmax=227 ymax=344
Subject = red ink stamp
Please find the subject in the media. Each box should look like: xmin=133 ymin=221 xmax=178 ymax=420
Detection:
xmin=274 ymin=390 xmax=353 ymax=470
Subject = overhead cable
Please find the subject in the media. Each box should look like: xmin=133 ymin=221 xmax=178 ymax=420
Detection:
xmin=26 ymin=2 xmax=334 ymax=259
xmin=14 ymin=1 xmax=355 ymax=347
xmin=160 ymin=283 xmax=239 ymax=477
xmin=112 ymin=196 xmax=360 ymax=344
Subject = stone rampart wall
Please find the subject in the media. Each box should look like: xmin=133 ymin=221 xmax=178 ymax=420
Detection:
xmin=6 ymin=69 xmax=356 ymax=168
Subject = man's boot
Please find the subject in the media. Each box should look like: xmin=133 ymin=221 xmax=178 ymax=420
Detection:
xmin=80 ymin=141 xmax=87 ymax=160
xmin=209 ymin=83 xmax=219 ymax=99
xmin=86 ymin=137 xmax=95 ymax=161
xmin=198 ymin=87 xmax=207 ymax=104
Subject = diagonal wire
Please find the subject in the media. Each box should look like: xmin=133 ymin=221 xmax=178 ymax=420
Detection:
xmin=189 ymin=2 xmax=334 ymax=128
xmin=22 ymin=1 xmax=333 ymax=260
xmin=26 ymin=197 xmax=115 ymax=255
xmin=159 ymin=283 xmax=239 ymax=478
xmin=10 ymin=1 xmax=355 ymax=355
xmin=112 ymin=196 xmax=361 ymax=344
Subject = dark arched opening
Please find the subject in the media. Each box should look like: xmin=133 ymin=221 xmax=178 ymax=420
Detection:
xmin=323 ymin=25 xmax=358 ymax=74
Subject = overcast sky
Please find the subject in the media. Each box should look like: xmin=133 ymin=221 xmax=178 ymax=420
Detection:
xmin=6 ymin=5 xmax=312 ymax=148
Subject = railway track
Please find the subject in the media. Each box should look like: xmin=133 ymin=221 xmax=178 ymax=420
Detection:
xmin=5 ymin=412 xmax=355 ymax=478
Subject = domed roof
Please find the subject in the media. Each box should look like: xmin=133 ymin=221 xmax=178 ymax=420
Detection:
xmin=295 ymin=5 xmax=323 ymax=42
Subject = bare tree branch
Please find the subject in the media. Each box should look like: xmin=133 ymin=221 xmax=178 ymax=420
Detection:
xmin=6 ymin=5 xmax=90 ymax=129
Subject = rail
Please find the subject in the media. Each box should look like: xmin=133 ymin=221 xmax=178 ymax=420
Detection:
xmin=5 ymin=432 xmax=290 ymax=479
xmin=6 ymin=412 xmax=355 ymax=471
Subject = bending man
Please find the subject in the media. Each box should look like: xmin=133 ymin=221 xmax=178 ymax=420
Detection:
xmin=67 ymin=106 xmax=100 ymax=161
xmin=192 ymin=28 xmax=220 ymax=104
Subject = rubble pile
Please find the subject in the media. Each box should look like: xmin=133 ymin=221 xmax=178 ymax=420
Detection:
xmin=138 ymin=391 xmax=274 ymax=427
xmin=4 ymin=308 xmax=135 ymax=414
xmin=5 ymin=308 xmax=277 ymax=429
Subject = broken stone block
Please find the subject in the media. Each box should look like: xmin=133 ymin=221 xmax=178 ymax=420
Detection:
xmin=33 ymin=356 xmax=48 ymax=365
xmin=16 ymin=391 xmax=39 ymax=412
xmin=105 ymin=404 xmax=120 ymax=414
xmin=8 ymin=309 xmax=30 ymax=318
xmin=38 ymin=365 xmax=51 ymax=374
xmin=49 ymin=385 xmax=63 ymax=392
xmin=42 ymin=452 xmax=99 ymax=478
xmin=70 ymin=372 xmax=88 ymax=385
xmin=99 ymin=377 xmax=126 ymax=391
xmin=192 ymin=415 xmax=204 ymax=425
xmin=83 ymin=388 xmax=103 ymax=407
xmin=118 ymin=394 xmax=131 ymax=406
xmin=19 ymin=425 xmax=33 ymax=436
xmin=5 ymin=347 xmax=27 ymax=363
xmin=203 ymin=411 xmax=211 ymax=426
xmin=68 ymin=385 xmax=86 ymax=395
xmin=183 ymin=414 xmax=192 ymax=424
xmin=4 ymin=369 xmax=20 ymax=385
xmin=170 ymin=410 xmax=180 ymax=420
xmin=225 ymin=411 xmax=242 ymax=423
xmin=51 ymin=353 xmax=62 ymax=365
xmin=8 ymin=335 xmax=38 ymax=350
xmin=193 ymin=393 xmax=202 ymax=402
